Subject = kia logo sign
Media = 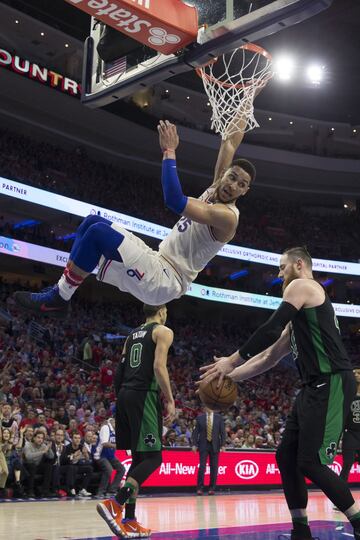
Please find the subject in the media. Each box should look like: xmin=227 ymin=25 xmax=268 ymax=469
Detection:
xmin=235 ymin=460 xmax=259 ymax=480
xmin=328 ymin=461 xmax=342 ymax=476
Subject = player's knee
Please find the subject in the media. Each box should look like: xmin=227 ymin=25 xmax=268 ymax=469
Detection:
xmin=87 ymin=222 xmax=110 ymax=243
xmin=81 ymin=214 xmax=103 ymax=230
xmin=80 ymin=214 xmax=111 ymax=233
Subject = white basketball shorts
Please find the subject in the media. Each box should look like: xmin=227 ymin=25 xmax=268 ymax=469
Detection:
xmin=96 ymin=223 xmax=183 ymax=305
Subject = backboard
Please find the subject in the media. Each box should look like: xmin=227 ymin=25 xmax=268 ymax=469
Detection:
xmin=77 ymin=0 xmax=334 ymax=108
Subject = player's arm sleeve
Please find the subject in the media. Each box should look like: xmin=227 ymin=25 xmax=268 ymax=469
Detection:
xmin=238 ymin=301 xmax=298 ymax=360
xmin=161 ymin=159 xmax=188 ymax=214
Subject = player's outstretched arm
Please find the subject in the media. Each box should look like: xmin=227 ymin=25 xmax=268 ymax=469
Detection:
xmin=158 ymin=119 xmax=237 ymax=233
xmin=228 ymin=327 xmax=291 ymax=382
xmin=212 ymin=83 xmax=267 ymax=184
xmin=212 ymin=118 xmax=246 ymax=185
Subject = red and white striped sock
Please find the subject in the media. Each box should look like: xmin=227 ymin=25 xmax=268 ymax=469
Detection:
xmin=57 ymin=268 xmax=84 ymax=300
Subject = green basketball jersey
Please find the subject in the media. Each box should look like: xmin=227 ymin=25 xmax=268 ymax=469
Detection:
xmin=122 ymin=322 xmax=159 ymax=392
xmin=290 ymin=294 xmax=352 ymax=384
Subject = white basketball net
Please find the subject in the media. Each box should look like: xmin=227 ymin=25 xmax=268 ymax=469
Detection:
xmin=197 ymin=45 xmax=273 ymax=140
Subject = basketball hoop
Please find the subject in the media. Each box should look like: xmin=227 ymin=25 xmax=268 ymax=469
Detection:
xmin=196 ymin=43 xmax=273 ymax=139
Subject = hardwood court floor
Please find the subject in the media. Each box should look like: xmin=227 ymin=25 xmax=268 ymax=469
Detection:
xmin=0 ymin=489 xmax=358 ymax=540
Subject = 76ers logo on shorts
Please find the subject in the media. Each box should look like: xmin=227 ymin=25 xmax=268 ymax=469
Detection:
xmin=127 ymin=268 xmax=145 ymax=281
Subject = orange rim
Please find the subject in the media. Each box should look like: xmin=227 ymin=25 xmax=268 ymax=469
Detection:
xmin=196 ymin=43 xmax=272 ymax=89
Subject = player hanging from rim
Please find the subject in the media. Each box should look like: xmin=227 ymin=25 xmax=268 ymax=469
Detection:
xmin=97 ymin=303 xmax=175 ymax=538
xmin=199 ymin=246 xmax=360 ymax=540
xmin=12 ymin=87 xmax=264 ymax=317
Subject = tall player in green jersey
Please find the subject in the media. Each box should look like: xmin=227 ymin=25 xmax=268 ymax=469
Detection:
xmin=97 ymin=304 xmax=175 ymax=538
xmin=200 ymin=246 xmax=359 ymax=540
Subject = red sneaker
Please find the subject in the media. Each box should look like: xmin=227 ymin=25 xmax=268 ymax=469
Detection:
xmin=96 ymin=498 xmax=126 ymax=536
xmin=121 ymin=518 xmax=151 ymax=537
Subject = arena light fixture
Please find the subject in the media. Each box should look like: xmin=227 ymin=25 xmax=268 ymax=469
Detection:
xmin=274 ymin=55 xmax=295 ymax=81
xmin=306 ymin=64 xmax=324 ymax=85
xmin=40 ymin=32 xmax=45 ymax=36
xmin=15 ymin=19 xmax=19 ymax=24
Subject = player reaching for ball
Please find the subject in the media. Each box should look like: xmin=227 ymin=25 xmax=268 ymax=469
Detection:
xmin=13 ymin=103 xmax=260 ymax=317
xmin=200 ymin=246 xmax=360 ymax=540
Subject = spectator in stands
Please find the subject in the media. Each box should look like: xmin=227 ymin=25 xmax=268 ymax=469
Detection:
xmin=51 ymin=428 xmax=71 ymax=497
xmin=93 ymin=418 xmax=125 ymax=497
xmin=241 ymin=434 xmax=256 ymax=449
xmin=23 ymin=426 xmax=34 ymax=446
xmin=19 ymin=409 xmax=37 ymax=429
xmin=83 ymin=337 xmax=93 ymax=365
xmin=22 ymin=430 xmax=54 ymax=498
xmin=0 ymin=404 xmax=19 ymax=445
xmin=0 ymin=429 xmax=9 ymax=497
xmin=176 ymin=434 xmax=190 ymax=447
xmin=164 ymin=429 xmax=177 ymax=447
xmin=60 ymin=431 xmax=93 ymax=498
xmin=1 ymin=427 xmax=25 ymax=497
xmin=100 ymin=359 xmax=114 ymax=389
xmin=33 ymin=413 xmax=49 ymax=434
xmin=67 ymin=405 xmax=78 ymax=423
xmin=55 ymin=406 xmax=69 ymax=427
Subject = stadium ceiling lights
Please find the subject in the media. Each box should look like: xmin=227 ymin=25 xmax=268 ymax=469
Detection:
xmin=306 ymin=64 xmax=325 ymax=85
xmin=273 ymin=55 xmax=326 ymax=85
xmin=274 ymin=55 xmax=296 ymax=82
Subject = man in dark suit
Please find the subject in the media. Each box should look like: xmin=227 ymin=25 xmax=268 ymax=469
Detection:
xmin=192 ymin=407 xmax=225 ymax=495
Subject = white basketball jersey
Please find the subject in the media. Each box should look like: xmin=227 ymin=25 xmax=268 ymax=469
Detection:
xmin=159 ymin=187 xmax=239 ymax=289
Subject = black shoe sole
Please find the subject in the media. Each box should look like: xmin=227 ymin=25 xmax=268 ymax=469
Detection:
xmin=14 ymin=292 xmax=70 ymax=320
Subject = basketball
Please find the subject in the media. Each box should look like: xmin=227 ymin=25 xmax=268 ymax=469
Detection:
xmin=198 ymin=376 xmax=238 ymax=412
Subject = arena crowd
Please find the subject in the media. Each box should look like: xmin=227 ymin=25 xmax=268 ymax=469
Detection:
xmin=0 ymin=127 xmax=359 ymax=261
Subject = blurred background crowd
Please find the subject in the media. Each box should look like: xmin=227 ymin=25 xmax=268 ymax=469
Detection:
xmin=0 ymin=280 xmax=299 ymax=499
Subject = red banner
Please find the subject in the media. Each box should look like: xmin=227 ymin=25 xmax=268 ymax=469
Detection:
xmin=116 ymin=450 xmax=360 ymax=487
xmin=64 ymin=0 xmax=198 ymax=55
